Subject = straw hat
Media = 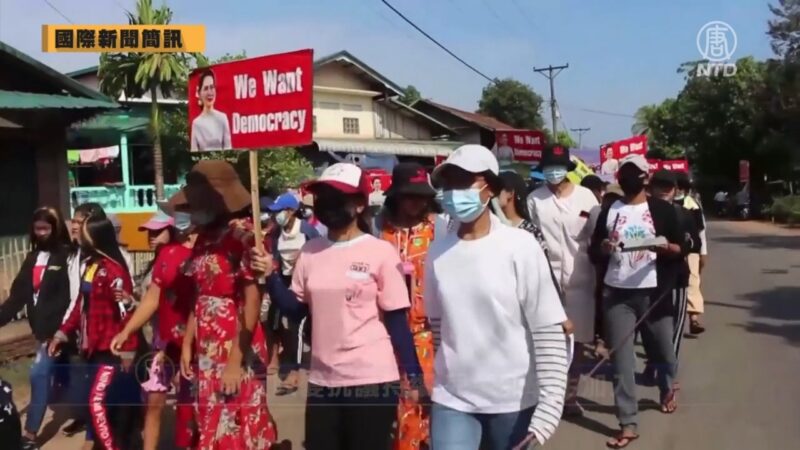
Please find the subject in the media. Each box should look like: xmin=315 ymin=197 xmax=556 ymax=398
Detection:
xmin=184 ymin=160 xmax=250 ymax=214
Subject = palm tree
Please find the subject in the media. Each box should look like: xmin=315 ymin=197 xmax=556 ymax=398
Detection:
xmin=98 ymin=0 xmax=197 ymax=200
xmin=631 ymin=104 xmax=656 ymax=137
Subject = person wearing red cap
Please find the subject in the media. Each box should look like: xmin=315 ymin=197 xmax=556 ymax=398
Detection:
xmin=111 ymin=195 xmax=197 ymax=450
xmin=253 ymin=162 xmax=424 ymax=450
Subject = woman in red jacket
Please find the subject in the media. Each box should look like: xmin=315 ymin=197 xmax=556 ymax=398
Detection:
xmin=49 ymin=214 xmax=141 ymax=450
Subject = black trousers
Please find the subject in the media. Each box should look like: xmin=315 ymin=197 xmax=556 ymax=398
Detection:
xmin=265 ymin=275 xmax=307 ymax=372
xmin=304 ymin=382 xmax=399 ymax=450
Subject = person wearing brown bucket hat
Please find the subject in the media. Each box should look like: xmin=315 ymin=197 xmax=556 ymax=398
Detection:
xmin=372 ymin=162 xmax=440 ymax=450
xmin=177 ymin=159 xmax=278 ymax=449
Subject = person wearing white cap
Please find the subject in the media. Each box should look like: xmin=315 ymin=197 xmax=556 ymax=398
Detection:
xmin=588 ymin=153 xmax=684 ymax=449
xmin=425 ymin=144 xmax=568 ymax=449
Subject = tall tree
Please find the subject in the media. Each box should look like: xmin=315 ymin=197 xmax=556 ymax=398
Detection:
xmin=478 ymin=78 xmax=545 ymax=129
xmin=98 ymin=0 xmax=202 ymax=200
xmin=768 ymin=0 xmax=800 ymax=60
xmin=400 ymin=85 xmax=421 ymax=106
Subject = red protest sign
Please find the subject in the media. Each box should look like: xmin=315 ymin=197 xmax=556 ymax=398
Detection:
xmin=599 ymin=136 xmax=648 ymax=176
xmin=659 ymin=159 xmax=689 ymax=173
xmin=647 ymin=159 xmax=662 ymax=174
xmin=739 ymin=160 xmax=750 ymax=182
xmin=493 ymin=130 xmax=546 ymax=164
xmin=188 ymin=49 xmax=314 ymax=151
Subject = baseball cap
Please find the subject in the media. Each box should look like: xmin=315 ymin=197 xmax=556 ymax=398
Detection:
xmin=138 ymin=210 xmax=175 ymax=231
xmin=432 ymin=144 xmax=499 ymax=183
xmin=305 ymin=163 xmax=370 ymax=198
xmin=619 ymin=154 xmax=649 ymax=173
xmin=267 ymin=192 xmax=301 ymax=211
xmin=650 ymin=169 xmax=677 ymax=188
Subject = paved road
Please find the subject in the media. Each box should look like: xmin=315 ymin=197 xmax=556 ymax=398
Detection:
xmin=17 ymin=220 xmax=800 ymax=449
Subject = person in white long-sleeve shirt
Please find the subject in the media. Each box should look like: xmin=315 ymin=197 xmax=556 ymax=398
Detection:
xmin=425 ymin=145 xmax=569 ymax=449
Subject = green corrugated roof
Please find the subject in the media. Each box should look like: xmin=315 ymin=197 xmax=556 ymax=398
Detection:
xmin=0 ymin=90 xmax=118 ymax=110
xmin=71 ymin=112 xmax=150 ymax=131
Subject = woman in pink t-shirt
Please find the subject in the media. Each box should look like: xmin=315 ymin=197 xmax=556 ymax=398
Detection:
xmin=255 ymin=163 xmax=424 ymax=450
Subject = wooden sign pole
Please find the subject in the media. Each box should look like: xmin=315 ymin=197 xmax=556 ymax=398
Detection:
xmin=249 ymin=150 xmax=263 ymax=251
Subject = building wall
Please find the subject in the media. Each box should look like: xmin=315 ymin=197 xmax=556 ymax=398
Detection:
xmin=374 ymin=102 xmax=432 ymax=141
xmin=35 ymin=131 xmax=71 ymax=216
xmin=312 ymin=90 xmax=375 ymax=139
xmin=314 ymin=64 xmax=374 ymax=91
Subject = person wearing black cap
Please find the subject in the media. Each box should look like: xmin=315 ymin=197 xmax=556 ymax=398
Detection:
xmin=589 ymin=155 xmax=684 ymax=448
xmin=372 ymin=162 xmax=441 ymax=450
xmin=527 ymin=144 xmax=599 ymax=416
xmin=648 ymin=170 xmax=698 ymax=372
xmin=675 ymin=173 xmax=707 ymax=334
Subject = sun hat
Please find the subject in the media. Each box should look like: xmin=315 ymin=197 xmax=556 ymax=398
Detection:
xmin=536 ymin=145 xmax=577 ymax=172
xmin=138 ymin=210 xmax=175 ymax=231
xmin=305 ymin=163 xmax=370 ymax=198
xmin=184 ymin=160 xmax=251 ymax=214
xmin=431 ymin=144 xmax=499 ymax=184
xmin=267 ymin=193 xmax=301 ymax=212
xmin=157 ymin=190 xmax=188 ymax=216
xmin=619 ymin=154 xmax=649 ymax=174
xmin=384 ymin=162 xmax=436 ymax=198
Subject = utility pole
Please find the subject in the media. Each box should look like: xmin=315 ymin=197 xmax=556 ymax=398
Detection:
xmin=570 ymin=127 xmax=590 ymax=148
xmin=533 ymin=63 xmax=569 ymax=140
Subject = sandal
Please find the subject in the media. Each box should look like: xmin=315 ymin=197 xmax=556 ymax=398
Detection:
xmin=606 ymin=430 xmax=639 ymax=449
xmin=275 ymin=383 xmax=298 ymax=396
xmin=689 ymin=319 xmax=706 ymax=335
xmin=661 ymin=389 xmax=678 ymax=414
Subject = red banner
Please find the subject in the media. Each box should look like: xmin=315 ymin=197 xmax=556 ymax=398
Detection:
xmin=739 ymin=160 xmax=750 ymax=182
xmin=647 ymin=159 xmax=661 ymax=174
xmin=493 ymin=130 xmax=546 ymax=164
xmin=188 ymin=49 xmax=314 ymax=151
xmin=599 ymin=136 xmax=648 ymax=176
xmin=659 ymin=159 xmax=689 ymax=173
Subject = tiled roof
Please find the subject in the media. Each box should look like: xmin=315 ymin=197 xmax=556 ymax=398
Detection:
xmin=423 ymin=100 xmax=517 ymax=131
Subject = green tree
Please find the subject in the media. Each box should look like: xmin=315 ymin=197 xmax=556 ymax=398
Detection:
xmin=478 ymin=78 xmax=545 ymax=129
xmin=543 ymin=129 xmax=577 ymax=148
xmin=98 ymin=0 xmax=203 ymax=199
xmin=400 ymin=85 xmax=421 ymax=106
xmin=769 ymin=0 xmax=800 ymax=60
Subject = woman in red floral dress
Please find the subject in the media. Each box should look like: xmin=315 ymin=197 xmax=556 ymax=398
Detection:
xmin=179 ymin=160 xmax=277 ymax=450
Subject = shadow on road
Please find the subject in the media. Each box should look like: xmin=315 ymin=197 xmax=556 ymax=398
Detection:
xmin=714 ymin=235 xmax=800 ymax=250
xmin=738 ymin=286 xmax=800 ymax=347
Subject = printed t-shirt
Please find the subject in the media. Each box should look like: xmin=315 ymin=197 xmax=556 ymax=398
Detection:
xmin=603 ymin=200 xmax=658 ymax=289
xmin=425 ymin=215 xmax=567 ymax=413
xmin=277 ymin=219 xmax=306 ymax=276
xmin=290 ymin=234 xmax=410 ymax=387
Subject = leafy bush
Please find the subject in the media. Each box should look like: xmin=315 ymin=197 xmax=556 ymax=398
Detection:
xmin=768 ymin=195 xmax=800 ymax=223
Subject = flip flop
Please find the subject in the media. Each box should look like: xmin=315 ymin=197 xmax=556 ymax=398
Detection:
xmin=606 ymin=432 xmax=640 ymax=449
xmin=275 ymin=383 xmax=298 ymax=396
xmin=661 ymin=389 xmax=678 ymax=414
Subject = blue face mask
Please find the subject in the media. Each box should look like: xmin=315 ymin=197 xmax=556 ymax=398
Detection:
xmin=174 ymin=212 xmax=192 ymax=232
xmin=543 ymin=166 xmax=568 ymax=185
xmin=442 ymin=186 xmax=488 ymax=223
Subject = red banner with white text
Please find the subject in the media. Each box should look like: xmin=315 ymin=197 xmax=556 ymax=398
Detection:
xmin=599 ymin=135 xmax=648 ymax=176
xmin=188 ymin=49 xmax=314 ymax=151
xmin=493 ymin=130 xmax=546 ymax=164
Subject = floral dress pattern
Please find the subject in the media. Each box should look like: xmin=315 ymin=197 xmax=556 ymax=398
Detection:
xmin=187 ymin=219 xmax=277 ymax=450
xmin=379 ymin=215 xmax=436 ymax=450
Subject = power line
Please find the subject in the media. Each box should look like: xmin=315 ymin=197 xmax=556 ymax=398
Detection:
xmin=570 ymin=127 xmax=591 ymax=148
xmin=510 ymin=0 xmax=538 ymax=29
xmin=42 ymin=0 xmax=73 ymax=23
xmin=562 ymin=105 xmax=636 ymax=119
xmin=380 ymin=0 xmax=495 ymax=84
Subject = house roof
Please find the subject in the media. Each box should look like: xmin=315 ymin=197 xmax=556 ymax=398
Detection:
xmin=382 ymin=97 xmax=454 ymax=135
xmin=66 ymin=66 xmax=99 ymax=78
xmin=315 ymin=50 xmax=404 ymax=96
xmin=415 ymin=99 xmax=517 ymax=131
xmin=0 ymin=90 xmax=118 ymax=109
xmin=0 ymin=41 xmax=115 ymax=104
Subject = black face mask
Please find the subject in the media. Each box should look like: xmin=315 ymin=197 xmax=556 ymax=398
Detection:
xmin=314 ymin=198 xmax=356 ymax=231
xmin=619 ymin=174 xmax=646 ymax=196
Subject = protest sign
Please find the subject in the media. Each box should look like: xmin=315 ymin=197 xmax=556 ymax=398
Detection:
xmin=493 ymin=130 xmax=546 ymax=164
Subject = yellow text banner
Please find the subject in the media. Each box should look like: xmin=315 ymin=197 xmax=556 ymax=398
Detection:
xmin=42 ymin=25 xmax=205 ymax=53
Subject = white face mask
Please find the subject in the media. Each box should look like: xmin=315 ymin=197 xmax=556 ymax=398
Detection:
xmin=174 ymin=212 xmax=192 ymax=232
xmin=275 ymin=211 xmax=290 ymax=227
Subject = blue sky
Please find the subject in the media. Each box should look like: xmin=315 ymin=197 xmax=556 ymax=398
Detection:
xmin=0 ymin=0 xmax=776 ymax=146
